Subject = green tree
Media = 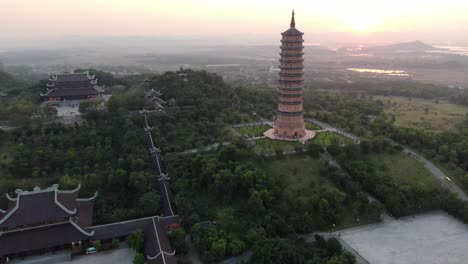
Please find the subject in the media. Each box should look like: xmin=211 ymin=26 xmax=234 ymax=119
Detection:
xmin=246 ymin=227 xmax=266 ymax=246
xmin=228 ymin=238 xmax=246 ymax=256
xmin=127 ymin=229 xmax=145 ymax=253
xmin=58 ymin=175 xmax=79 ymax=189
xmin=168 ymin=228 xmax=187 ymax=254
xmin=211 ymin=238 xmax=227 ymax=261
xmin=133 ymin=252 xmax=147 ymax=264
xmin=137 ymin=191 xmax=160 ymax=216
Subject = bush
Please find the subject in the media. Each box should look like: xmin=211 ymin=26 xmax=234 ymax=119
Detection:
xmin=111 ymin=239 xmax=120 ymax=249
xmin=92 ymin=240 xmax=102 ymax=252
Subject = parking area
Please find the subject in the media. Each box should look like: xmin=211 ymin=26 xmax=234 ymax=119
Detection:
xmin=341 ymin=212 xmax=468 ymax=264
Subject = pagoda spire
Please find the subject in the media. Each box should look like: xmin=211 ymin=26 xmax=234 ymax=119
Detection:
xmin=290 ymin=10 xmax=295 ymax=28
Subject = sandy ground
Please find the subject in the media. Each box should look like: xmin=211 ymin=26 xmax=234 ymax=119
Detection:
xmin=341 ymin=212 xmax=468 ymax=264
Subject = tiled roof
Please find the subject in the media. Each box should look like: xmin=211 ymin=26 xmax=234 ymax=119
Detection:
xmin=0 ymin=185 xmax=95 ymax=230
xmin=282 ymin=27 xmax=304 ymax=36
xmin=53 ymin=73 xmax=92 ymax=83
xmin=0 ymin=191 xmax=74 ymax=229
xmin=0 ymin=221 xmax=93 ymax=256
xmin=42 ymin=86 xmax=103 ymax=97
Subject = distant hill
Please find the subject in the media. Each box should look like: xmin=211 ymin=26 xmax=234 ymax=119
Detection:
xmin=365 ymin=41 xmax=441 ymax=53
xmin=0 ymin=70 xmax=27 ymax=93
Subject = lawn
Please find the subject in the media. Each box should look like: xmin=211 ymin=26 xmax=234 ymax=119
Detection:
xmin=312 ymin=132 xmax=354 ymax=145
xmin=253 ymin=138 xmax=302 ymax=155
xmin=366 ymin=152 xmax=441 ymax=191
xmin=234 ymin=124 xmax=270 ymax=137
xmin=258 ymin=155 xmax=328 ymax=197
xmin=374 ymin=96 xmax=468 ymax=131
xmin=258 ymin=154 xmax=380 ymax=230
xmin=305 ymin=122 xmax=321 ymax=131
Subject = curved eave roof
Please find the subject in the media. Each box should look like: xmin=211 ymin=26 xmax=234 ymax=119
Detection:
xmin=281 ymin=27 xmax=304 ymax=36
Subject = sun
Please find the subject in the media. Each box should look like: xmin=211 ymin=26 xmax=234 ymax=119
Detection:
xmin=347 ymin=15 xmax=381 ymax=32
xmin=333 ymin=1 xmax=387 ymax=32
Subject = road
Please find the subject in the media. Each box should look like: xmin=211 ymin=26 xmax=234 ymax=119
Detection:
xmin=402 ymin=147 xmax=468 ymax=201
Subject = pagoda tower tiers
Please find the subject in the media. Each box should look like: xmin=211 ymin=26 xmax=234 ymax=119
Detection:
xmin=273 ymin=10 xmax=306 ymax=138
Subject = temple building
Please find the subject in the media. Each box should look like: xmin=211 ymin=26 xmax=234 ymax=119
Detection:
xmin=0 ymin=184 xmax=97 ymax=262
xmin=40 ymin=72 xmax=104 ymax=101
xmin=0 ymin=185 xmax=179 ymax=264
xmin=264 ymin=11 xmax=315 ymax=142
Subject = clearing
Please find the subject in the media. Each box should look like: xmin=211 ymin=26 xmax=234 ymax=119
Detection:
xmin=374 ymin=96 xmax=468 ymax=131
xmin=312 ymin=132 xmax=354 ymax=145
xmin=366 ymin=152 xmax=441 ymax=191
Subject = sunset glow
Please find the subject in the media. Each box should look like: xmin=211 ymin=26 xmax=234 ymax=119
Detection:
xmin=1 ymin=0 xmax=468 ymax=37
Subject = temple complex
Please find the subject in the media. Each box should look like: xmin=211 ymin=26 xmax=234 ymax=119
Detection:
xmin=40 ymin=72 xmax=104 ymax=101
xmin=264 ymin=11 xmax=315 ymax=142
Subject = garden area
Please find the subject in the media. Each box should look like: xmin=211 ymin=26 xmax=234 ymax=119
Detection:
xmin=312 ymin=132 xmax=354 ymax=145
xmin=253 ymin=138 xmax=302 ymax=155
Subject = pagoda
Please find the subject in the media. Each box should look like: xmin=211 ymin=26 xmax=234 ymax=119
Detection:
xmin=265 ymin=11 xmax=315 ymax=142
xmin=40 ymin=72 xmax=104 ymax=101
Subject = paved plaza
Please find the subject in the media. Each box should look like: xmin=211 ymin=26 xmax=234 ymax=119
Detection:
xmin=59 ymin=247 xmax=135 ymax=264
xmin=341 ymin=212 xmax=468 ymax=264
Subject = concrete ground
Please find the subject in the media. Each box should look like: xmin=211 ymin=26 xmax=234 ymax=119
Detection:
xmin=57 ymin=247 xmax=135 ymax=264
xmin=340 ymin=212 xmax=468 ymax=264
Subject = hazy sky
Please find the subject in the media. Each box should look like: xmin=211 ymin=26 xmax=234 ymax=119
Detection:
xmin=2 ymin=0 xmax=468 ymax=42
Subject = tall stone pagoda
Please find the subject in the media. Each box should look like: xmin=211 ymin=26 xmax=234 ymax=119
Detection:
xmin=265 ymin=10 xmax=314 ymax=142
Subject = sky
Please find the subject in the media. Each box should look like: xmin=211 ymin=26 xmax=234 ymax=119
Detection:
xmin=1 ymin=0 xmax=468 ymax=44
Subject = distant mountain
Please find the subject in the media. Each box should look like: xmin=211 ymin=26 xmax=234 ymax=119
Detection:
xmin=365 ymin=41 xmax=441 ymax=53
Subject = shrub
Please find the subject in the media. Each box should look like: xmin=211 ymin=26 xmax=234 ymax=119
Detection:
xmin=111 ymin=238 xmax=120 ymax=249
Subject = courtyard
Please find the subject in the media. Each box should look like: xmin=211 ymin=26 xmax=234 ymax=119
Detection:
xmin=59 ymin=247 xmax=135 ymax=264
xmin=341 ymin=212 xmax=468 ymax=264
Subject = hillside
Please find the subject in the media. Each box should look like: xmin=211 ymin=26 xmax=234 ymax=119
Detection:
xmin=365 ymin=40 xmax=440 ymax=53
xmin=0 ymin=70 xmax=27 ymax=92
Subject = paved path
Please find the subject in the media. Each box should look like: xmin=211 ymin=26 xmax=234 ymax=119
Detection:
xmin=401 ymin=146 xmax=468 ymax=201
xmin=185 ymin=236 xmax=203 ymax=264
xmin=218 ymin=251 xmax=253 ymax=264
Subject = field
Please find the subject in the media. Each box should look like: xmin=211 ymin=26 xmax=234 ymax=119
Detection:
xmin=312 ymin=132 xmax=354 ymax=145
xmin=305 ymin=122 xmax=321 ymax=131
xmin=253 ymin=138 xmax=302 ymax=155
xmin=374 ymin=96 xmax=468 ymax=131
xmin=234 ymin=125 xmax=270 ymax=137
xmin=366 ymin=152 xmax=440 ymax=191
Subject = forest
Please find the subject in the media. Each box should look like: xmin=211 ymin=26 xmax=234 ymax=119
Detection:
xmin=1 ymin=69 xmax=468 ymax=264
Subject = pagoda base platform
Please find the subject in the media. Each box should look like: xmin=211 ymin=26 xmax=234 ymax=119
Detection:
xmin=263 ymin=128 xmax=316 ymax=143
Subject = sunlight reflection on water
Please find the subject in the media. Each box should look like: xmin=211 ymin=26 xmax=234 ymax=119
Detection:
xmin=347 ymin=68 xmax=411 ymax=77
